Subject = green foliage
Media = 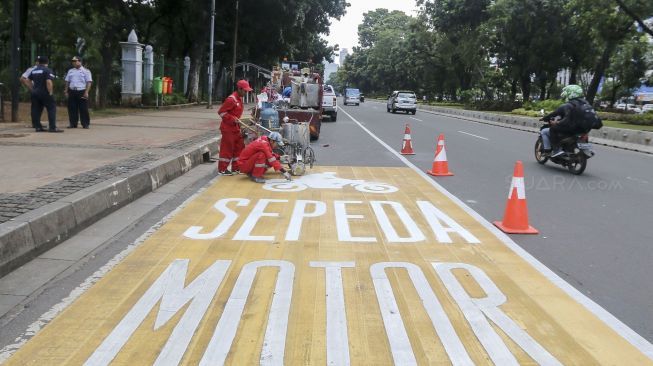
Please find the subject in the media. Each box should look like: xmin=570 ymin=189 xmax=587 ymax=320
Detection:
xmin=598 ymin=112 xmax=653 ymax=125
xmin=522 ymin=99 xmax=564 ymax=113
xmin=511 ymin=108 xmax=543 ymax=117
xmin=163 ymin=92 xmax=189 ymax=105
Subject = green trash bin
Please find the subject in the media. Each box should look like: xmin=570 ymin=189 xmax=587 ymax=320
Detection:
xmin=153 ymin=77 xmax=163 ymax=95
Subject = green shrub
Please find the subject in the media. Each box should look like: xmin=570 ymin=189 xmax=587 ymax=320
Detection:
xmin=511 ymin=108 xmax=542 ymax=117
xmin=597 ymin=112 xmax=653 ymax=125
xmin=522 ymin=99 xmax=563 ymax=113
xmin=163 ymin=92 xmax=188 ymax=105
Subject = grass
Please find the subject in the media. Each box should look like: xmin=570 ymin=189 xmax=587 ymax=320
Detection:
xmin=602 ymin=120 xmax=653 ymax=132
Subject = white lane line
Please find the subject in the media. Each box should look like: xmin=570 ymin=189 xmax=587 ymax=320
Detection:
xmin=458 ymin=130 xmax=489 ymax=140
xmin=338 ymin=107 xmax=653 ymax=360
xmin=409 ymin=117 xmax=423 ymax=122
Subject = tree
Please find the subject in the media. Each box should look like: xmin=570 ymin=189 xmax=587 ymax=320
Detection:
xmin=571 ymin=0 xmax=653 ymax=103
xmin=419 ymin=0 xmax=492 ymax=95
xmin=600 ymin=35 xmax=651 ymax=105
xmin=488 ymin=0 xmax=569 ymax=102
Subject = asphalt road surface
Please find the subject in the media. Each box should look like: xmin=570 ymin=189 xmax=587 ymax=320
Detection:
xmin=318 ymin=100 xmax=653 ymax=342
xmin=1 ymin=102 xmax=652 ymax=364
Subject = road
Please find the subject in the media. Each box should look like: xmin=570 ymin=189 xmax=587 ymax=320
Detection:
xmin=1 ymin=101 xmax=652 ymax=364
xmin=324 ymin=101 xmax=653 ymax=341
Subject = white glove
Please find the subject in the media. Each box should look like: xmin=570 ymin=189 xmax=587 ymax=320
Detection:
xmin=282 ymin=171 xmax=292 ymax=181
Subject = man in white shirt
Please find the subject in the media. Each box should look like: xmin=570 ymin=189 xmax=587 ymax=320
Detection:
xmin=64 ymin=56 xmax=93 ymax=128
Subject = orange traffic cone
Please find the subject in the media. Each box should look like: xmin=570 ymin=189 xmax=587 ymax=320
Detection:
xmin=426 ymin=134 xmax=454 ymax=176
xmin=493 ymin=161 xmax=539 ymax=234
xmin=401 ymin=124 xmax=415 ymax=155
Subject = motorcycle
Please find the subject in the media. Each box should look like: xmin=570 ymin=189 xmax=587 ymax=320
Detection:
xmin=534 ymin=118 xmax=595 ymax=175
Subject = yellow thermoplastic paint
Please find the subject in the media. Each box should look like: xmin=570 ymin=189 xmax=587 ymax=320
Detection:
xmin=4 ymin=166 xmax=652 ymax=365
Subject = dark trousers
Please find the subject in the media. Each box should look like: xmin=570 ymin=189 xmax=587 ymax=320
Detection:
xmin=550 ymin=124 xmax=577 ymax=147
xmin=67 ymin=90 xmax=90 ymax=127
xmin=31 ymin=92 xmax=57 ymax=130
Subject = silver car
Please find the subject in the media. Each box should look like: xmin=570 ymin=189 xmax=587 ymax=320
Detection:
xmin=387 ymin=91 xmax=417 ymax=114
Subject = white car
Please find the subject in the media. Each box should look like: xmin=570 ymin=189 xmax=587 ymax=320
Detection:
xmin=387 ymin=90 xmax=417 ymax=114
xmin=615 ymin=103 xmax=627 ymax=110
xmin=321 ymin=84 xmax=337 ymax=121
xmin=642 ymin=104 xmax=653 ymax=113
xmin=626 ymin=104 xmax=642 ymax=113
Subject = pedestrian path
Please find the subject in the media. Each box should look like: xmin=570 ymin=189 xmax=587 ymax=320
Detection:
xmin=4 ymin=166 xmax=650 ymax=365
xmin=0 ymin=106 xmax=221 ymax=277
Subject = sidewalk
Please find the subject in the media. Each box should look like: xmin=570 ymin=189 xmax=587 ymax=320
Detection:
xmin=0 ymin=106 xmax=221 ymax=277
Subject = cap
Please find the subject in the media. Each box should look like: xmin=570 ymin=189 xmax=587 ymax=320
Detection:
xmin=236 ymin=79 xmax=253 ymax=92
xmin=268 ymin=132 xmax=284 ymax=146
xmin=71 ymin=56 xmax=81 ymax=61
xmin=37 ymin=55 xmax=48 ymax=64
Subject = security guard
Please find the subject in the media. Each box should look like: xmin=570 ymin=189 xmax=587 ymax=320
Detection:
xmin=64 ymin=56 xmax=93 ymax=128
xmin=27 ymin=56 xmax=62 ymax=132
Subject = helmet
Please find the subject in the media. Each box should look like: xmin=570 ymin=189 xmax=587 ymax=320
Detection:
xmin=560 ymin=84 xmax=583 ymax=102
xmin=268 ymin=132 xmax=284 ymax=146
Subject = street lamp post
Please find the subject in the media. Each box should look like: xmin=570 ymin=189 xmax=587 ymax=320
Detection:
xmin=10 ymin=0 xmax=21 ymax=122
xmin=207 ymin=0 xmax=216 ymax=108
xmin=231 ymin=0 xmax=239 ymax=87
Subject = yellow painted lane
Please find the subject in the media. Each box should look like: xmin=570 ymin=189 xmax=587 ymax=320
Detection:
xmin=5 ymin=166 xmax=652 ymax=365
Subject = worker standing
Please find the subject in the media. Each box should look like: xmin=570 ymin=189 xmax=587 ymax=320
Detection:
xmin=217 ymin=79 xmax=251 ymax=175
xmin=239 ymin=132 xmax=292 ymax=183
xmin=64 ymin=56 xmax=93 ymax=129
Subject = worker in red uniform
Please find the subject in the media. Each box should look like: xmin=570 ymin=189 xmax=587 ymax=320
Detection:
xmin=217 ymin=79 xmax=252 ymax=175
xmin=239 ymin=132 xmax=292 ymax=183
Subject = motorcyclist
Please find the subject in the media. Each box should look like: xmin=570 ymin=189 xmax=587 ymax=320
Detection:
xmin=238 ymin=132 xmax=292 ymax=183
xmin=540 ymin=84 xmax=587 ymax=158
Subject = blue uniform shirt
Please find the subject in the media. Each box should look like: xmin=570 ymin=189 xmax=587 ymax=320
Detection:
xmin=28 ymin=65 xmax=55 ymax=94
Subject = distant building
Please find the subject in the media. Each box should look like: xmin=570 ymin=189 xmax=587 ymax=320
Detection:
xmin=324 ymin=62 xmax=339 ymax=82
xmin=339 ymin=48 xmax=349 ymax=65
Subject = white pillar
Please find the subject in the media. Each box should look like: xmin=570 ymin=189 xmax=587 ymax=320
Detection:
xmin=120 ymin=29 xmax=144 ymax=105
xmin=143 ymin=45 xmax=154 ymax=93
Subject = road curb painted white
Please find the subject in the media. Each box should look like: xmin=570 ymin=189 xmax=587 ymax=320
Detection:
xmin=339 ymin=107 xmax=653 ymax=360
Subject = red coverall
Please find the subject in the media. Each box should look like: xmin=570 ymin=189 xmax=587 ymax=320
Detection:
xmin=217 ymin=92 xmax=245 ymax=172
xmin=238 ymin=136 xmax=282 ymax=178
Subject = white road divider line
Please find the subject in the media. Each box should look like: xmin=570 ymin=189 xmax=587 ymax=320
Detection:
xmin=458 ymin=130 xmax=489 ymax=140
xmin=338 ymin=107 xmax=653 ymax=360
xmin=409 ymin=117 xmax=423 ymax=122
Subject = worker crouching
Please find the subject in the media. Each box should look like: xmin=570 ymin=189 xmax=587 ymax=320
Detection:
xmin=239 ymin=132 xmax=292 ymax=183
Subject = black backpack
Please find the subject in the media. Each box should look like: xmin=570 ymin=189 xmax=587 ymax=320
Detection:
xmin=570 ymin=99 xmax=602 ymax=132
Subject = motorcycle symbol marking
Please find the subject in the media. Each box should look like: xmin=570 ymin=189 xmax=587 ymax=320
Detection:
xmin=263 ymin=172 xmax=399 ymax=193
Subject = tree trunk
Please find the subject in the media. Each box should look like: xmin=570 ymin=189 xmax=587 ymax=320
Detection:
xmin=510 ymin=79 xmax=518 ymax=101
xmin=546 ymin=79 xmax=555 ymax=99
xmin=98 ymin=41 xmax=113 ymax=109
xmin=520 ymin=75 xmax=531 ymax=102
xmin=186 ymin=39 xmax=204 ymax=102
xmin=586 ymin=41 xmax=616 ymax=104
xmin=610 ymin=81 xmax=620 ymax=106
xmin=538 ymin=76 xmax=547 ymax=101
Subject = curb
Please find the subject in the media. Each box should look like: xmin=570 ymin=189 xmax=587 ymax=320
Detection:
xmin=0 ymin=138 xmax=219 ymax=278
xmin=372 ymin=100 xmax=653 ymax=154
